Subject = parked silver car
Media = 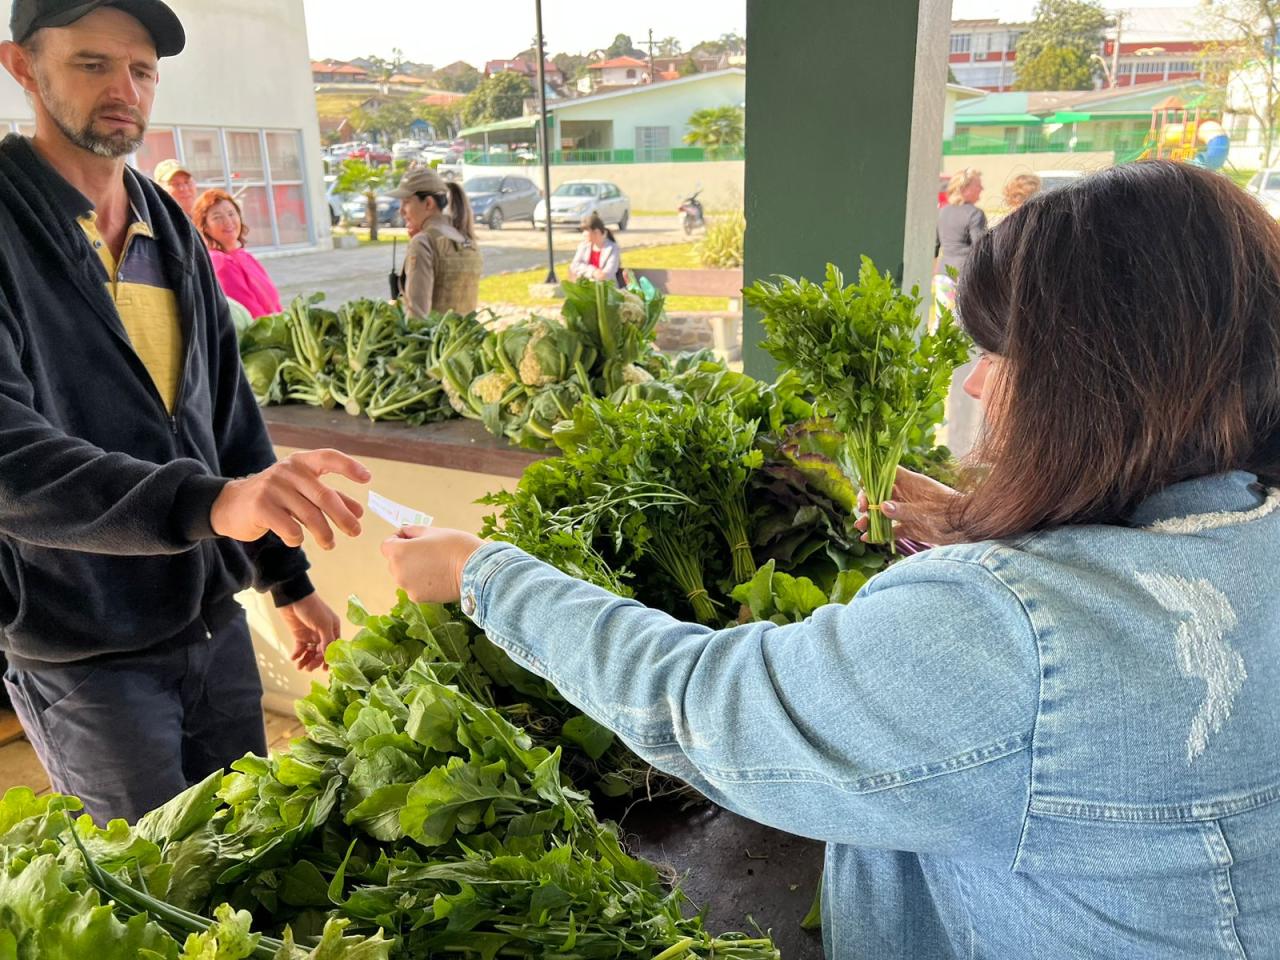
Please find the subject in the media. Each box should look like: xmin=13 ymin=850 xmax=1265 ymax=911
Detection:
xmin=534 ymin=180 xmax=630 ymax=230
xmin=465 ymin=175 xmax=541 ymax=230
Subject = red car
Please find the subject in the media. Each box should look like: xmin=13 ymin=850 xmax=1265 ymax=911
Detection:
xmin=349 ymin=145 xmax=392 ymax=166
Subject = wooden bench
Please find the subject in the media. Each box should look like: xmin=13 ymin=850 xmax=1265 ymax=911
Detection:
xmin=630 ymin=267 xmax=744 ymax=357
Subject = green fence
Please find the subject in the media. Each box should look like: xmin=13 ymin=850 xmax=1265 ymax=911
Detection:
xmin=462 ymin=145 xmax=745 ymax=166
xmin=945 ymin=129 xmax=1150 ymax=156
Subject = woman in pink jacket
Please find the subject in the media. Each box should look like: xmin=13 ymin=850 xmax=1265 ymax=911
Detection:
xmin=193 ymin=189 xmax=283 ymax=318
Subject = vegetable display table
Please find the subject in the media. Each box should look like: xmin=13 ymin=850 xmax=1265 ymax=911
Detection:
xmin=255 ymin=405 xmax=827 ymax=952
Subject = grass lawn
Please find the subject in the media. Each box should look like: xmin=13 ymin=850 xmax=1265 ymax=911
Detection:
xmin=315 ymin=91 xmax=387 ymax=119
xmin=1225 ymin=168 xmax=1257 ymax=189
xmin=478 ymin=242 xmax=731 ymax=312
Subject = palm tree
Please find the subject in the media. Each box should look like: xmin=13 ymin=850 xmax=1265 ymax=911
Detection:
xmin=684 ymin=106 xmax=745 ymax=159
xmin=335 ymin=158 xmax=395 ymax=241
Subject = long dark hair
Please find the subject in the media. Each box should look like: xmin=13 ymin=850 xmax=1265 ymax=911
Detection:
xmin=418 ymin=181 xmax=476 ymax=244
xmin=581 ymin=212 xmax=616 ymax=244
xmin=952 ymin=160 xmax=1280 ymax=540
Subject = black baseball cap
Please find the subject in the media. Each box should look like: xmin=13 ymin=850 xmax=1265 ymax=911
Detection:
xmin=10 ymin=0 xmax=186 ymax=57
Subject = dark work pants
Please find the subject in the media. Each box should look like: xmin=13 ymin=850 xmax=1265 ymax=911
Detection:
xmin=4 ymin=608 xmax=267 ymax=824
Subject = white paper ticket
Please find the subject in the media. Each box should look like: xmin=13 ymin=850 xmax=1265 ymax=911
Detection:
xmin=368 ymin=491 xmax=434 ymax=529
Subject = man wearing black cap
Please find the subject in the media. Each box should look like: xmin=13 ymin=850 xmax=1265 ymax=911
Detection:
xmin=0 ymin=0 xmax=372 ymax=824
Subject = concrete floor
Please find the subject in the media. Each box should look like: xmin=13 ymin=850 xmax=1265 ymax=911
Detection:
xmin=263 ymin=215 xmax=693 ymax=307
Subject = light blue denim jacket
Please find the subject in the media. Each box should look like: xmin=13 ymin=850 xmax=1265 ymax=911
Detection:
xmin=460 ymin=471 xmax=1280 ymax=959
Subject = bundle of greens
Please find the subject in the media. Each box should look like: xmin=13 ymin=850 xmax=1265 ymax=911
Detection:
xmin=483 ymin=386 xmax=771 ymax=626
xmin=743 ymin=258 xmax=971 ymax=545
xmin=560 ymin=279 xmax=664 ymax=396
xmin=0 ymin=600 xmax=780 ymax=960
xmin=238 ymin=296 xmax=454 ymax=426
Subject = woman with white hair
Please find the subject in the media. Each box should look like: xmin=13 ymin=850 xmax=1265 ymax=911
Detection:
xmin=933 ymin=167 xmax=986 ymax=311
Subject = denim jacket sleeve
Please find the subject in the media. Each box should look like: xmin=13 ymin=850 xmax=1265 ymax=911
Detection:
xmin=462 ymin=542 xmax=1039 ymax=857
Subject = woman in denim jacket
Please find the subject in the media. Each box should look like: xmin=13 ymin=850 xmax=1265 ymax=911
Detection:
xmin=382 ymin=161 xmax=1280 ymax=959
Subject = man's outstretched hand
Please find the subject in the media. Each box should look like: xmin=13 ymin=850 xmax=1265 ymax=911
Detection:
xmin=211 ymin=449 xmax=371 ymax=550
xmin=280 ymin=593 xmax=342 ymax=671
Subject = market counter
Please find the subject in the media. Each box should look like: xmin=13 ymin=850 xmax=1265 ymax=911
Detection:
xmin=243 ymin=406 xmax=827 ymax=954
xmin=244 ymin=406 xmax=545 ymax=712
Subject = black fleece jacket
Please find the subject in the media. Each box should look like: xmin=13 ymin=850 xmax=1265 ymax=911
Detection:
xmin=0 ymin=134 xmax=312 ymax=669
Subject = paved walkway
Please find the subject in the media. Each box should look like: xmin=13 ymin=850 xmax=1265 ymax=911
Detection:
xmin=264 ymin=215 xmax=691 ymax=306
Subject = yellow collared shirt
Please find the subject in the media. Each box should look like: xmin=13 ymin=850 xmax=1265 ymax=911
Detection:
xmin=78 ymin=210 xmax=184 ymax=412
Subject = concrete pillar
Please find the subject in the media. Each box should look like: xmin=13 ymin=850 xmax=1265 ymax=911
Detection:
xmin=742 ymin=0 xmax=952 ymax=379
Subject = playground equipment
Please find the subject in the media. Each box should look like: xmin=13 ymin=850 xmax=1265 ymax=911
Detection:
xmin=1138 ymin=97 xmax=1231 ymax=170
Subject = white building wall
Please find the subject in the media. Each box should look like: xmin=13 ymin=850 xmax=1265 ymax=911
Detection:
xmin=556 ymin=71 xmax=746 ymax=153
xmin=0 ymin=0 xmax=328 ymax=251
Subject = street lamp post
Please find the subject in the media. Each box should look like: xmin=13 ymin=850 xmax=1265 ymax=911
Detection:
xmin=534 ymin=0 xmax=557 ymax=283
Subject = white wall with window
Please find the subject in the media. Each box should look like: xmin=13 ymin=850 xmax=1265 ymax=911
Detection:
xmin=551 ymin=70 xmax=746 ymax=156
xmin=0 ymin=0 xmax=327 ymax=253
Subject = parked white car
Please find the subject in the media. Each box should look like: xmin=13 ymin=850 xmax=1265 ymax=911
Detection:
xmin=1247 ymin=169 xmax=1280 ymax=218
xmin=393 ymin=139 xmax=427 ymax=161
xmin=1034 ymin=169 xmax=1085 ymax=193
xmin=534 ymin=180 xmax=631 ymax=230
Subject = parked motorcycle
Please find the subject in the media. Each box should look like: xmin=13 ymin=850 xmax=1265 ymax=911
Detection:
xmin=678 ymin=189 xmax=706 ymax=235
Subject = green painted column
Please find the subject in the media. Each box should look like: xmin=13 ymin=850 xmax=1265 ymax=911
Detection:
xmin=742 ymin=0 xmax=951 ymax=378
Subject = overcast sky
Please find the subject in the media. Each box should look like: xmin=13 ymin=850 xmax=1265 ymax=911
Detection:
xmin=301 ymin=0 xmax=1201 ymax=65
xmin=300 ymin=0 xmax=746 ymax=65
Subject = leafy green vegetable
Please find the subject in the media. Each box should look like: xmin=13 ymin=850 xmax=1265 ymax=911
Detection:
xmin=744 ymin=258 xmax=970 ymax=546
xmin=0 ymin=594 xmax=778 ymax=960
xmin=731 ymin=560 xmax=867 ymax=625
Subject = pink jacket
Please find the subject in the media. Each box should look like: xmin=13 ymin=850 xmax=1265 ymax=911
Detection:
xmin=209 ymin=246 xmax=283 ymax=318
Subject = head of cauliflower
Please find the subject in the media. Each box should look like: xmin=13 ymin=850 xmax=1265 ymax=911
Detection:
xmin=471 ymin=371 xmax=515 ymax=405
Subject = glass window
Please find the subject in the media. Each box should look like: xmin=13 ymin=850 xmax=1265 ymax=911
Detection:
xmin=626 ymin=69 xmax=636 ymax=79
xmin=133 ymin=128 xmax=177 ymax=181
xmin=235 ymin=185 xmax=274 ymax=247
xmin=273 ymin=184 xmax=309 ymax=245
xmin=1266 ymin=173 xmax=1280 ymax=192
xmin=181 ymin=129 xmax=225 ymax=183
xmin=635 ymin=125 xmax=671 ymax=161
xmin=973 ymin=33 xmax=990 ymax=55
xmin=266 ymin=131 xmax=303 ymax=181
xmin=226 ymin=130 xmax=265 ymax=183
xmin=950 ymin=34 xmax=971 ymax=54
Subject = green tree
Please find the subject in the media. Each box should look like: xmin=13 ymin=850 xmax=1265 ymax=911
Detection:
xmin=553 ymin=52 xmax=590 ymax=83
xmin=718 ymin=31 xmax=746 ymax=55
xmin=436 ymin=61 xmax=483 ymax=93
xmin=679 ymin=56 xmax=700 ymax=77
xmin=334 ymin=158 xmax=395 ymax=240
xmin=1013 ymin=0 xmax=1110 ymax=90
xmin=347 ymin=99 xmax=421 ymax=142
xmin=1014 ymin=45 xmax=1096 ymax=90
xmin=606 ymin=33 xmax=638 ymax=58
xmin=1198 ymin=1 xmax=1280 ymax=167
xmin=420 ymin=104 xmax=461 ymax=139
xmin=462 ymin=72 xmax=534 ymax=125
xmin=684 ymin=105 xmax=745 ymax=158
xmin=658 ymin=36 xmax=683 ymax=56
